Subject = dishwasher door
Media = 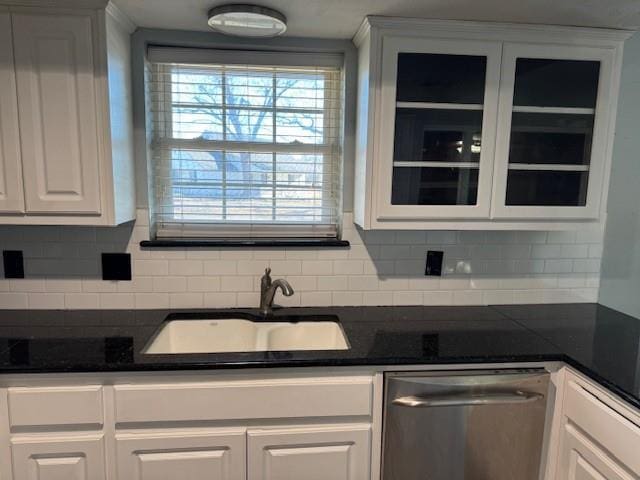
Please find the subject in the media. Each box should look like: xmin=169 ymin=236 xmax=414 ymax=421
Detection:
xmin=382 ymin=369 xmax=550 ymax=480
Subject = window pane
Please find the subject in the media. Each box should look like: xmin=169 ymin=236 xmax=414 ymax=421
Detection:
xmin=171 ymin=107 xmax=224 ymax=140
xmin=276 ymin=73 xmax=326 ymax=110
xmin=391 ymin=167 xmax=479 ymax=205
xmin=276 ymin=111 xmax=324 ymax=144
xmin=150 ymin=59 xmax=342 ymax=237
xmin=394 ymin=109 xmax=483 ymax=162
xmin=506 ymin=170 xmax=588 ymax=206
xmin=170 ymin=68 xmax=223 ymax=105
xmin=225 ymin=70 xmax=273 ymax=107
xmin=513 ymin=58 xmax=600 ymax=108
xmin=396 ymin=53 xmax=487 ymax=104
xmin=225 ymin=108 xmax=273 ymax=142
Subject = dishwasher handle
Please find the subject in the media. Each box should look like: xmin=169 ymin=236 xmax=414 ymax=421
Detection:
xmin=392 ymin=390 xmax=544 ymax=408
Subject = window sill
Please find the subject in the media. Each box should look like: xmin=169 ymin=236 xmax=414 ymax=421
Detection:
xmin=140 ymin=238 xmax=350 ymax=248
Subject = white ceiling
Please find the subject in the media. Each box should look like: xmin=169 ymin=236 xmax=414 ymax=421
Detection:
xmin=114 ymin=0 xmax=640 ymax=39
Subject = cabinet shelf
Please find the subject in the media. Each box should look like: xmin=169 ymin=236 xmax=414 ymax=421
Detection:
xmin=393 ymin=161 xmax=480 ymax=168
xmin=507 ymin=163 xmax=590 ymax=172
xmin=396 ymin=101 xmax=483 ymax=111
xmin=512 ymin=106 xmax=595 ymax=115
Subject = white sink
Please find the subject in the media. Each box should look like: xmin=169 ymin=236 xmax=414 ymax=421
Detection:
xmin=143 ymin=318 xmax=350 ymax=354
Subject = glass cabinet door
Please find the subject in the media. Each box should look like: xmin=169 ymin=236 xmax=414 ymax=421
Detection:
xmin=375 ymin=37 xmax=501 ymax=219
xmin=492 ymin=43 xmax=615 ymax=219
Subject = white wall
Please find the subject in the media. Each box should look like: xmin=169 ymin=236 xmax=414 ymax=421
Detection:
xmin=0 ymin=28 xmax=604 ymax=310
xmin=599 ymin=32 xmax=640 ymax=317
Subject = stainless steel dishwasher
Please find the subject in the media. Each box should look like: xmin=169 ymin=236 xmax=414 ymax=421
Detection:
xmin=382 ymin=369 xmax=550 ymax=480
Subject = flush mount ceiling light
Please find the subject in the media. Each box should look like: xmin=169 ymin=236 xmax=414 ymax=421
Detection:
xmin=207 ymin=4 xmax=287 ymax=37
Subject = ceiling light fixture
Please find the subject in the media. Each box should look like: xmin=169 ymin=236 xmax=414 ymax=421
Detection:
xmin=207 ymin=4 xmax=287 ymax=37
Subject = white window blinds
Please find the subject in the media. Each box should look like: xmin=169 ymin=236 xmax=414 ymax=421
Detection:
xmin=147 ymin=47 xmax=344 ymax=239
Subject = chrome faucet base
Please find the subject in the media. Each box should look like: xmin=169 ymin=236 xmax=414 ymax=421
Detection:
xmin=259 ymin=268 xmax=294 ymax=316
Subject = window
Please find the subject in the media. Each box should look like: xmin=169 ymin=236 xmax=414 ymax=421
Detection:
xmin=147 ymin=47 xmax=344 ymax=239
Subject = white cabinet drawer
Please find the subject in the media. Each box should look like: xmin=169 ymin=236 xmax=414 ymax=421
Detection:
xmin=114 ymin=376 xmax=373 ymax=423
xmin=8 ymin=386 xmax=103 ymax=428
xmin=564 ymin=379 xmax=640 ymax=474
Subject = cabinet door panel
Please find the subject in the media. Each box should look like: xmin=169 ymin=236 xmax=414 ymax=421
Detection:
xmin=375 ymin=37 xmax=501 ymax=220
xmin=116 ymin=429 xmax=246 ymax=480
xmin=557 ymin=422 xmax=637 ymax=480
xmin=11 ymin=434 xmax=105 ymax=480
xmin=0 ymin=12 xmax=24 ymax=213
xmin=12 ymin=13 xmax=101 ymax=215
xmin=492 ymin=43 xmax=615 ymax=219
xmin=247 ymin=425 xmax=370 ymax=480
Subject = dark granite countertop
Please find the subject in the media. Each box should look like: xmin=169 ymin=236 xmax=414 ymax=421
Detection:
xmin=0 ymin=304 xmax=637 ymax=410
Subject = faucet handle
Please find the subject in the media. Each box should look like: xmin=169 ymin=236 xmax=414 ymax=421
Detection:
xmin=261 ymin=268 xmax=272 ymax=291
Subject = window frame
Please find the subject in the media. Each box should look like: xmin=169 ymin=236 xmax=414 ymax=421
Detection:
xmin=146 ymin=47 xmax=345 ymax=240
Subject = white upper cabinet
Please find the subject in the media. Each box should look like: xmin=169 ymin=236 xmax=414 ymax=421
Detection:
xmin=492 ymin=43 xmax=616 ymax=220
xmin=375 ymin=37 xmax=501 ymax=221
xmin=13 ymin=12 xmax=102 ymax=215
xmin=353 ymin=17 xmax=631 ymax=230
xmin=0 ymin=10 xmax=24 ymax=214
xmin=0 ymin=3 xmax=136 ymax=225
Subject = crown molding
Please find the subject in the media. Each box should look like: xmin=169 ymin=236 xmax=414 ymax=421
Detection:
xmin=356 ymin=15 xmax=634 ymax=46
xmin=106 ymin=1 xmax=136 ymax=34
xmin=0 ymin=0 xmax=108 ymax=8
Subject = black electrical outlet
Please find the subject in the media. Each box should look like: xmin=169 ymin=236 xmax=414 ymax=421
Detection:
xmin=425 ymin=250 xmax=443 ymax=276
xmin=101 ymin=253 xmax=132 ymax=281
xmin=3 ymin=250 xmax=24 ymax=279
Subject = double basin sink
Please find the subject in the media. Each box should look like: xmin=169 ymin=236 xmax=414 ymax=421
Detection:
xmin=143 ymin=312 xmax=350 ymax=354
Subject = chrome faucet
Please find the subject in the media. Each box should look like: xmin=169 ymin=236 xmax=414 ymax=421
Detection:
xmin=259 ymin=268 xmax=294 ymax=316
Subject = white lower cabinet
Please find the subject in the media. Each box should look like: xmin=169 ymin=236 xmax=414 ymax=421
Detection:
xmin=116 ymin=429 xmax=246 ymax=480
xmin=554 ymin=370 xmax=640 ymax=480
xmin=247 ymin=425 xmax=371 ymax=480
xmin=10 ymin=434 xmax=105 ymax=480
xmin=558 ymin=423 xmax=633 ymax=480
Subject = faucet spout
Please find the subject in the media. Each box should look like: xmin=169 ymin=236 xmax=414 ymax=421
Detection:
xmin=259 ymin=269 xmax=295 ymax=316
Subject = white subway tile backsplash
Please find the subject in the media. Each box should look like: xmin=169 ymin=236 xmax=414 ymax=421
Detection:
xmin=186 ymin=276 xmax=221 ymax=292
xmin=347 ymin=275 xmax=379 ymax=291
xmin=99 ymin=293 xmax=135 ymax=309
xmin=0 ymin=293 xmax=28 ymax=308
xmin=560 ymin=244 xmax=589 ymax=258
xmin=332 ymin=291 xmax=363 ymax=306
xmin=0 ymin=208 xmax=604 ymax=309
xmin=153 ymin=277 xmax=187 ymax=292
xmin=135 ymin=293 xmax=170 ymax=309
xmin=64 ymin=293 xmax=99 ymax=309
xmin=134 ymin=259 xmax=168 ymax=276
xmin=393 ymin=291 xmax=423 ymax=305
xmin=268 ymin=260 xmax=302 ymax=275
xmin=170 ymin=293 xmax=204 ymax=308
xmin=423 ymin=291 xmax=453 ymax=305
xmin=544 ymin=259 xmax=574 ymax=274
xmin=531 ymin=244 xmax=562 ymax=259
xmin=333 ymin=260 xmax=364 ymax=275
xmin=363 ymin=291 xmax=394 ymax=306
xmin=301 ymin=260 xmax=333 ymax=276
xmin=300 ymin=291 xmax=332 ymax=306
xmin=203 ymin=260 xmax=237 ymax=275
xmin=27 ymin=293 xmax=65 ymax=309
xmin=546 ymin=231 xmax=577 ymax=244
xmin=169 ymin=259 xmax=204 ymax=276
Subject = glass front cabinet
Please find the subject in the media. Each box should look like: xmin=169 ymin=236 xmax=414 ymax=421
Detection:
xmin=353 ymin=18 xmax=631 ymax=229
